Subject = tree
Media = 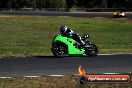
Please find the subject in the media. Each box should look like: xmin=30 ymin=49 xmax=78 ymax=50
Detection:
xmin=0 ymin=0 xmax=11 ymax=8
xmin=102 ymin=0 xmax=108 ymax=8
xmin=107 ymin=0 xmax=128 ymax=8
xmin=66 ymin=0 xmax=76 ymax=11
xmin=44 ymin=0 xmax=66 ymax=8
xmin=1 ymin=0 xmax=132 ymax=9
xmin=76 ymin=0 xmax=95 ymax=8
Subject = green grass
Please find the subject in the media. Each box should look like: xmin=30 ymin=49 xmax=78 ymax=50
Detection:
xmin=0 ymin=16 xmax=132 ymax=56
xmin=0 ymin=76 xmax=132 ymax=88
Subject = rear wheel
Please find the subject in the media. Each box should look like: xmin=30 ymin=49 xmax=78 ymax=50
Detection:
xmin=51 ymin=42 xmax=67 ymax=57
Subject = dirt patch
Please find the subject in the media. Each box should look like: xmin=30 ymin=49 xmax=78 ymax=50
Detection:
xmin=126 ymin=20 xmax=132 ymax=24
xmin=0 ymin=75 xmax=132 ymax=88
xmin=0 ymin=16 xmax=16 ymax=19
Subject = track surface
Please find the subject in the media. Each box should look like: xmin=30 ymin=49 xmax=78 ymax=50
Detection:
xmin=0 ymin=54 xmax=132 ymax=77
xmin=0 ymin=11 xmax=132 ymax=18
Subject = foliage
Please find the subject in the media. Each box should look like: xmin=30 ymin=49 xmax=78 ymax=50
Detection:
xmin=0 ymin=0 xmax=132 ymax=9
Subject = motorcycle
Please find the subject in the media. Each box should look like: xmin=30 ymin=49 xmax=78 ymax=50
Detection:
xmin=51 ymin=33 xmax=99 ymax=57
xmin=112 ymin=11 xmax=125 ymax=18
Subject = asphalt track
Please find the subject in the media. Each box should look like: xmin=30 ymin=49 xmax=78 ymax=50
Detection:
xmin=0 ymin=54 xmax=132 ymax=77
xmin=0 ymin=11 xmax=132 ymax=18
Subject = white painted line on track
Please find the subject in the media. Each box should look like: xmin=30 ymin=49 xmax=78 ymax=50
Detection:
xmin=102 ymin=73 xmax=120 ymax=74
xmin=0 ymin=54 xmax=131 ymax=59
xmin=99 ymin=54 xmax=115 ymax=55
xmin=47 ymin=75 xmax=66 ymax=77
xmin=0 ymin=77 xmax=12 ymax=79
xmin=0 ymin=72 xmax=131 ymax=78
xmin=99 ymin=53 xmax=132 ymax=55
xmin=23 ymin=76 xmax=40 ymax=78
xmin=0 ymin=75 xmax=66 ymax=79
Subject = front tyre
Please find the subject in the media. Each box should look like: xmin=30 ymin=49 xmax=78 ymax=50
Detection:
xmin=51 ymin=42 xmax=67 ymax=57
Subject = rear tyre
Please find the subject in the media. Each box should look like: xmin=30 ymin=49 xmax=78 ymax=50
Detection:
xmin=51 ymin=42 xmax=67 ymax=57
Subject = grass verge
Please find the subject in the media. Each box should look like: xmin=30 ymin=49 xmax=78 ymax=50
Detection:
xmin=0 ymin=15 xmax=132 ymax=56
xmin=0 ymin=75 xmax=132 ymax=88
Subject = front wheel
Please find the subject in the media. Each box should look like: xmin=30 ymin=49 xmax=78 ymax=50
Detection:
xmin=51 ymin=42 xmax=67 ymax=57
xmin=85 ymin=43 xmax=99 ymax=57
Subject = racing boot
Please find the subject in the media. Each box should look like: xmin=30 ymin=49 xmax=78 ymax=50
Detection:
xmin=78 ymin=43 xmax=85 ymax=49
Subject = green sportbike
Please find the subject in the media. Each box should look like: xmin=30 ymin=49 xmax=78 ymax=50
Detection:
xmin=51 ymin=34 xmax=99 ymax=57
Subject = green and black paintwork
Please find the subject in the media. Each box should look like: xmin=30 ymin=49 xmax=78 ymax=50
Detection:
xmin=51 ymin=34 xmax=99 ymax=57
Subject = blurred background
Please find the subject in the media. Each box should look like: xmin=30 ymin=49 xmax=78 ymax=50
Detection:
xmin=0 ymin=0 xmax=132 ymax=12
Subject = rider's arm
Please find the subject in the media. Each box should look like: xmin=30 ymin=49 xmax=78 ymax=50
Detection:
xmin=68 ymin=29 xmax=74 ymax=37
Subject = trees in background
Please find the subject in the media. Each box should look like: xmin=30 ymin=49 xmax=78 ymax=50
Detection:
xmin=0 ymin=0 xmax=66 ymax=8
xmin=66 ymin=0 xmax=76 ymax=11
xmin=43 ymin=0 xmax=66 ymax=8
xmin=0 ymin=0 xmax=132 ymax=9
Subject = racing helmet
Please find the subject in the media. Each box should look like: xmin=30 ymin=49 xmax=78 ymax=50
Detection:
xmin=60 ymin=26 xmax=68 ymax=34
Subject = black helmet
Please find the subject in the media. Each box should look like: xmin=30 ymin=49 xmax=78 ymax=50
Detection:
xmin=60 ymin=26 xmax=68 ymax=34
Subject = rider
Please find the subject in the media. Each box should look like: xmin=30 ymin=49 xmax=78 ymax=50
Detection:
xmin=60 ymin=25 xmax=86 ymax=47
